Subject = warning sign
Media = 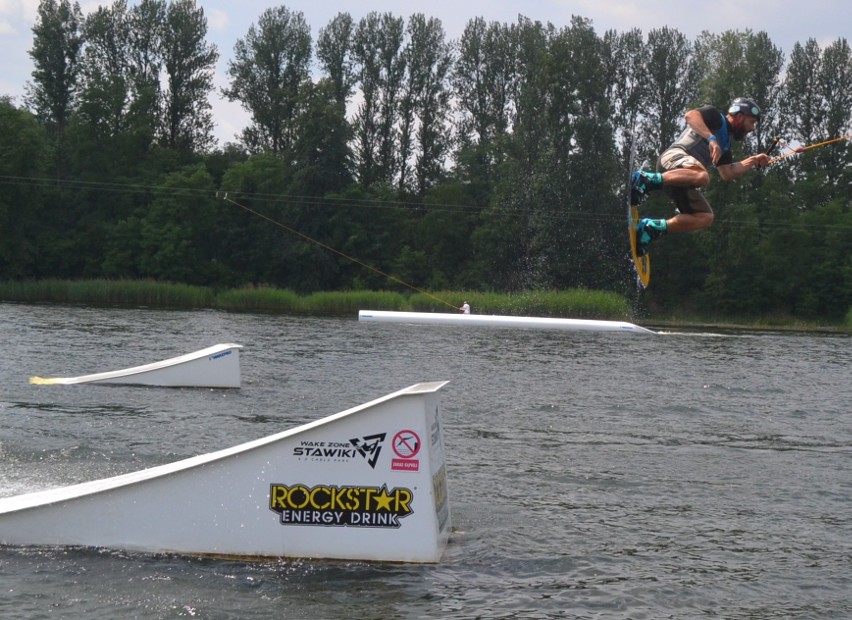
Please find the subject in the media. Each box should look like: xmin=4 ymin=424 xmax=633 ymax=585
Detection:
xmin=391 ymin=430 xmax=421 ymax=472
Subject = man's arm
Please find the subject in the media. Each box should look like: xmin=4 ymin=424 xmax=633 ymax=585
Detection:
xmin=716 ymin=154 xmax=771 ymax=181
xmin=685 ymin=107 xmax=771 ymax=178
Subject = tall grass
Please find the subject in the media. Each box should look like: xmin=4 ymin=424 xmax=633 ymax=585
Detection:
xmin=0 ymin=279 xmax=629 ymax=320
xmin=2 ymin=279 xmax=848 ymax=330
xmin=216 ymin=287 xmax=302 ymax=313
xmin=215 ymin=288 xmax=409 ymax=314
xmin=301 ymin=290 xmax=409 ymax=314
xmin=411 ymin=289 xmax=631 ymax=320
xmin=0 ymin=279 xmax=213 ymax=307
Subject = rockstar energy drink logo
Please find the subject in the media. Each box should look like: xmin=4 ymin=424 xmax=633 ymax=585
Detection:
xmin=269 ymin=483 xmax=414 ymax=528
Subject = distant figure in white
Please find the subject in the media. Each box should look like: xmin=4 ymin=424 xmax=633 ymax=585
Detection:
xmin=460 ymin=301 xmax=471 ymax=314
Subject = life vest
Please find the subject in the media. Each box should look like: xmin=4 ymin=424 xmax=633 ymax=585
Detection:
xmin=668 ymin=112 xmax=731 ymax=168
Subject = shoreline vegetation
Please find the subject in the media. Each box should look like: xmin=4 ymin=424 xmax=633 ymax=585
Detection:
xmin=0 ymin=279 xmax=849 ymax=334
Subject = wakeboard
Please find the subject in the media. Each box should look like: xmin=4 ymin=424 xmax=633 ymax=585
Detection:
xmin=627 ymin=138 xmax=651 ymax=288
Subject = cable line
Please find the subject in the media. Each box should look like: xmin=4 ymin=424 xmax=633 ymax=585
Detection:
xmin=1 ymin=169 xmax=850 ymax=234
xmin=218 ymin=192 xmax=462 ymax=312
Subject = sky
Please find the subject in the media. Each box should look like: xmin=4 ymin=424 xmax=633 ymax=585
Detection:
xmin=1 ymin=0 xmax=849 ymax=146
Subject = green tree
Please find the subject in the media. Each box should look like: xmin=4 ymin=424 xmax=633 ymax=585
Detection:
xmin=322 ymin=185 xmax=411 ymax=290
xmin=287 ymin=80 xmax=353 ymax=196
xmin=218 ymin=153 xmax=295 ymax=286
xmin=126 ymin=0 xmax=166 ymax=144
xmin=453 ymin=18 xmax=515 ymax=152
xmin=415 ymin=182 xmax=481 ymax=289
xmin=160 ymin=0 xmax=218 ymax=153
xmin=602 ymin=27 xmax=646 ymax=161
xmin=452 ymin=18 xmax=516 ymax=194
xmin=351 ymin=12 xmax=406 ymax=187
xmin=71 ymin=0 xmax=149 ymax=181
xmin=224 ymin=6 xmax=312 ymax=154
xmin=77 ymin=0 xmax=131 ymax=138
xmin=402 ymin=14 xmax=453 ymax=195
xmin=317 ymin=12 xmax=356 ymax=106
xmin=26 ymin=0 xmax=84 ymax=176
xmin=539 ymin=17 xmax=619 ymax=289
xmin=0 ymin=99 xmax=51 ymax=278
xmin=642 ymin=27 xmax=699 ymax=157
xmin=470 ymin=16 xmax=550 ymax=290
xmin=741 ymin=31 xmax=784 ymax=151
xmin=814 ymin=38 xmax=852 ymax=186
xmin=138 ymin=164 xmax=224 ymax=283
xmin=694 ymin=31 xmax=746 ymax=104
xmin=509 ymin=16 xmax=550 ymax=174
xmin=781 ymin=39 xmax=823 ymax=147
xmin=780 ymin=38 xmax=851 ymax=208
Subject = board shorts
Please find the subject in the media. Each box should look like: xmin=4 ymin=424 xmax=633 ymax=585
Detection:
xmin=658 ymin=148 xmax=712 ymax=215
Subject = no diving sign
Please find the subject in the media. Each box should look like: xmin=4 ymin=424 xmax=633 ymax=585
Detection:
xmin=391 ymin=430 xmax=421 ymax=472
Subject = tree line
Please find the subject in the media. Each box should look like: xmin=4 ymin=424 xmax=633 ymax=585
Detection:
xmin=1 ymin=0 xmax=850 ymax=320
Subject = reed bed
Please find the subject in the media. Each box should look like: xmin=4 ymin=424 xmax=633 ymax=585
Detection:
xmin=0 ymin=280 xmax=631 ymax=320
xmin=411 ymin=289 xmax=631 ymax=320
xmin=215 ymin=287 xmax=302 ymax=313
xmin=301 ymin=290 xmax=408 ymax=314
xmin=2 ymin=279 xmax=848 ymax=331
xmin=0 ymin=279 xmax=214 ymax=307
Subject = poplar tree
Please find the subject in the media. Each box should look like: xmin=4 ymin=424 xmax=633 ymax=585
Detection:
xmin=351 ymin=12 xmax=406 ymax=187
xmin=643 ymin=27 xmax=699 ymax=156
xmin=317 ymin=12 xmax=356 ymax=106
xmin=224 ymin=6 xmax=312 ymax=154
xmin=160 ymin=0 xmax=218 ymax=152
xmin=400 ymin=13 xmax=453 ymax=195
xmin=452 ymin=18 xmax=516 ymax=191
xmin=26 ymin=0 xmax=84 ymax=173
xmin=126 ymin=0 xmax=166 ymax=143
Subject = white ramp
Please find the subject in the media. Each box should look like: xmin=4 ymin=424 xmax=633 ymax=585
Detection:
xmin=29 ymin=343 xmax=243 ymax=388
xmin=0 ymin=382 xmax=452 ymax=563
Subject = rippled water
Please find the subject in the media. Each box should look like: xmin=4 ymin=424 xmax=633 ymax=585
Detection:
xmin=1 ymin=302 xmax=850 ymax=618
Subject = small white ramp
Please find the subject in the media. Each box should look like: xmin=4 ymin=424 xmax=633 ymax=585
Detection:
xmin=29 ymin=343 xmax=243 ymax=388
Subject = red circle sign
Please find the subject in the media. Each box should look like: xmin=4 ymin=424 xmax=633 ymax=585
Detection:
xmin=392 ymin=430 xmax=421 ymax=459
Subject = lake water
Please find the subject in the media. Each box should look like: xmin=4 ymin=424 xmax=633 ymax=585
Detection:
xmin=0 ymin=302 xmax=850 ymax=619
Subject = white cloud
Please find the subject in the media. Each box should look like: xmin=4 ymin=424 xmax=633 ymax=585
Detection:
xmin=15 ymin=0 xmax=39 ymax=23
xmin=207 ymin=8 xmax=228 ymax=33
xmin=0 ymin=0 xmax=32 ymax=27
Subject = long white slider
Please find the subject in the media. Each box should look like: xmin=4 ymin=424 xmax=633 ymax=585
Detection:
xmin=358 ymin=310 xmax=654 ymax=333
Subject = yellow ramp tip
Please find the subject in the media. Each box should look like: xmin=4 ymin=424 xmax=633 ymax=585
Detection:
xmin=29 ymin=376 xmax=60 ymax=385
